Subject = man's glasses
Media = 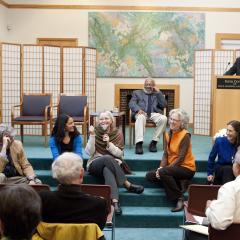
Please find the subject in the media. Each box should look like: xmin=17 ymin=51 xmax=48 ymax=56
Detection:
xmin=169 ymin=117 xmax=180 ymax=123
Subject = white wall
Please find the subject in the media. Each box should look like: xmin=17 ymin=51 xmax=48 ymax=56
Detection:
xmin=3 ymin=7 xmax=240 ymax=122
xmin=0 ymin=5 xmax=8 ymax=41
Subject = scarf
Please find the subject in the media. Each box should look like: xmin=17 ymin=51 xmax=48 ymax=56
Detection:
xmin=95 ymin=125 xmax=131 ymax=174
xmin=95 ymin=125 xmax=124 ymax=156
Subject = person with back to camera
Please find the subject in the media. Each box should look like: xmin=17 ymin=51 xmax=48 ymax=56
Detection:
xmin=85 ymin=110 xmax=144 ymax=216
xmin=185 ymin=149 xmax=240 ymax=240
xmin=207 ymin=120 xmax=240 ymax=185
xmin=129 ymin=78 xmax=168 ymax=154
xmin=146 ymin=108 xmax=196 ymax=212
xmin=0 ymin=124 xmax=41 ymax=184
xmin=39 ymin=152 xmax=108 ymax=230
xmin=224 ymin=57 xmax=240 ymax=75
xmin=49 ymin=114 xmax=82 ymax=160
xmin=0 ymin=184 xmax=41 ymax=240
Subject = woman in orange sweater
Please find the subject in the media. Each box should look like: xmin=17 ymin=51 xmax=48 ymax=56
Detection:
xmin=146 ymin=108 xmax=196 ymax=212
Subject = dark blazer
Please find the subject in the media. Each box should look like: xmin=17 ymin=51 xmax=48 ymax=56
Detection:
xmin=39 ymin=184 xmax=108 ymax=230
xmin=224 ymin=57 xmax=240 ymax=75
xmin=129 ymin=89 xmax=167 ymax=116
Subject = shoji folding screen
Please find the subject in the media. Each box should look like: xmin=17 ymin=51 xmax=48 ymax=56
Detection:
xmin=194 ymin=49 xmax=237 ymax=136
xmin=0 ymin=43 xmax=96 ymax=135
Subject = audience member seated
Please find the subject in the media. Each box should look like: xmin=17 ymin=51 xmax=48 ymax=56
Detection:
xmin=49 ymin=114 xmax=82 ymax=160
xmin=185 ymin=149 xmax=240 ymax=240
xmin=0 ymin=184 xmax=41 ymax=240
xmin=146 ymin=108 xmax=196 ymax=212
xmin=128 ymin=78 xmax=167 ymax=154
xmin=85 ymin=110 xmax=144 ymax=216
xmin=0 ymin=124 xmax=41 ymax=184
xmin=39 ymin=152 xmax=108 ymax=230
xmin=207 ymin=120 xmax=240 ymax=185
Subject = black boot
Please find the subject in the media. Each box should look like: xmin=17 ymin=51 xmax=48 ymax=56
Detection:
xmin=112 ymin=201 xmax=122 ymax=216
xmin=127 ymin=184 xmax=144 ymax=194
xmin=135 ymin=141 xmax=143 ymax=154
xmin=171 ymin=197 xmax=184 ymax=212
xmin=149 ymin=140 xmax=157 ymax=152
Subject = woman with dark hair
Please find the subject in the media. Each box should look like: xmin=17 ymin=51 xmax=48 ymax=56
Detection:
xmin=0 ymin=184 xmax=41 ymax=240
xmin=207 ymin=120 xmax=240 ymax=185
xmin=49 ymin=114 xmax=82 ymax=160
xmin=85 ymin=111 xmax=144 ymax=216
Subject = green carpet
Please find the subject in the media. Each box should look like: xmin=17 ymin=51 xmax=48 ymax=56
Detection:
xmin=17 ymin=128 xmax=212 ymax=240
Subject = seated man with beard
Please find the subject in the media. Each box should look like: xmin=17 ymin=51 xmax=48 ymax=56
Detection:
xmin=129 ymin=78 xmax=167 ymax=154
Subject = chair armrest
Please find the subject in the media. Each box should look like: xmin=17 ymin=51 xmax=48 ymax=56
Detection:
xmin=11 ymin=104 xmax=22 ymax=121
xmin=44 ymin=104 xmax=52 ymax=120
xmin=163 ymin=107 xmax=167 ymax=116
xmin=83 ymin=105 xmax=89 ymax=122
xmin=129 ymin=109 xmax=132 ymax=124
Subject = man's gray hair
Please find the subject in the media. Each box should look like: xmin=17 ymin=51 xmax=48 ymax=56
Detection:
xmin=169 ymin=108 xmax=190 ymax=130
xmin=0 ymin=124 xmax=16 ymax=139
xmin=52 ymin=152 xmax=83 ymax=184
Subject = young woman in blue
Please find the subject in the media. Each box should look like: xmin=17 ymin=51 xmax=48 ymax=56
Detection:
xmin=49 ymin=114 xmax=82 ymax=160
xmin=207 ymin=120 xmax=240 ymax=185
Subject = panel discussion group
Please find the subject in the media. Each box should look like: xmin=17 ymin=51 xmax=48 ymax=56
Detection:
xmin=0 ymin=57 xmax=240 ymax=240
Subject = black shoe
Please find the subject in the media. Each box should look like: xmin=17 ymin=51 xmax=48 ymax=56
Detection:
xmin=149 ymin=140 xmax=157 ymax=152
xmin=135 ymin=142 xmax=143 ymax=154
xmin=171 ymin=198 xmax=184 ymax=212
xmin=127 ymin=184 xmax=144 ymax=194
xmin=106 ymin=221 xmax=113 ymax=228
xmin=113 ymin=202 xmax=122 ymax=215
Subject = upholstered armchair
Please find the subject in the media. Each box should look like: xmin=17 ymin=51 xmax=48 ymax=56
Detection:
xmin=11 ymin=93 xmax=53 ymax=147
xmin=56 ymin=94 xmax=89 ymax=146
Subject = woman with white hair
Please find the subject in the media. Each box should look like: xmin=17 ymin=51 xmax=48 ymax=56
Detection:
xmin=85 ymin=111 xmax=144 ymax=215
xmin=0 ymin=124 xmax=41 ymax=184
xmin=146 ymin=108 xmax=196 ymax=212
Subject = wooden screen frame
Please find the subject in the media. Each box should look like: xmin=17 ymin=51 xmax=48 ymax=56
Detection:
xmin=37 ymin=38 xmax=78 ymax=47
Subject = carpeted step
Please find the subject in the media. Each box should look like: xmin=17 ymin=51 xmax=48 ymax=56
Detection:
xmin=105 ymin=227 xmax=183 ymax=240
xmin=30 ymin=156 xmax=208 ymax=172
xmin=36 ymin=170 xmax=207 ymax=187
xmin=119 ymin=188 xmax=175 ymax=207
xmin=115 ymin=206 xmax=184 ymax=228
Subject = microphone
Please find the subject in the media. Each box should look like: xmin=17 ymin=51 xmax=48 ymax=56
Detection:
xmin=224 ymin=61 xmax=231 ymax=73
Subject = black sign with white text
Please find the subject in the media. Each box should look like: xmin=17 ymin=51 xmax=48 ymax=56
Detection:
xmin=217 ymin=78 xmax=240 ymax=89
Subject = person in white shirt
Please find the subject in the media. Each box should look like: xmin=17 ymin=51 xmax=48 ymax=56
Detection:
xmin=185 ymin=149 xmax=240 ymax=240
xmin=205 ymin=148 xmax=240 ymax=230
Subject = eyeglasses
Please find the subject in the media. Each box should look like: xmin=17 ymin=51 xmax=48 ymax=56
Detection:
xmin=169 ymin=117 xmax=180 ymax=123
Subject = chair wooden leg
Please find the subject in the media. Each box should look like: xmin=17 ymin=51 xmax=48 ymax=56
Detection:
xmin=44 ymin=124 xmax=47 ymax=147
xmin=20 ymin=125 xmax=24 ymax=143
xmin=83 ymin=125 xmax=87 ymax=147
xmin=129 ymin=126 xmax=132 ymax=148
xmin=133 ymin=126 xmax=135 ymax=145
xmin=162 ymin=131 xmax=165 ymax=150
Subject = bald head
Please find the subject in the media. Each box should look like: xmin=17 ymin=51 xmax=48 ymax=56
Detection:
xmin=144 ymin=78 xmax=155 ymax=94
